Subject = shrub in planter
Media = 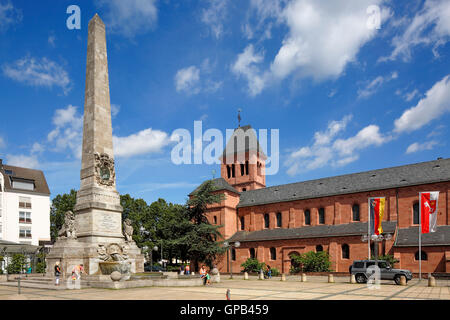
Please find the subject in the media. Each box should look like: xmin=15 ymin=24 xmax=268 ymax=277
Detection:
xmin=269 ymin=267 xmax=280 ymax=276
xmin=6 ymin=254 xmax=26 ymax=274
xmin=290 ymin=251 xmax=331 ymax=273
xmin=241 ymin=258 xmax=265 ymax=273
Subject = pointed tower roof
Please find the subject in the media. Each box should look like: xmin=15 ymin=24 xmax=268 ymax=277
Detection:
xmin=220 ymin=125 xmax=267 ymax=160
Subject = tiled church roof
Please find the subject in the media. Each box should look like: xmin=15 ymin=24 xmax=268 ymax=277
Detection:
xmin=220 ymin=125 xmax=266 ymax=159
xmin=189 ymin=177 xmax=239 ymax=196
xmin=394 ymin=226 xmax=450 ymax=247
xmin=238 ymin=158 xmax=450 ymax=208
xmin=227 ymin=221 xmax=397 ymax=243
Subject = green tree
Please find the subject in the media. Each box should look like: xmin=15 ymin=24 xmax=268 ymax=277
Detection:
xmin=50 ymin=189 xmax=77 ymax=242
xmin=371 ymin=254 xmax=399 ymax=267
xmin=184 ymin=180 xmax=226 ymax=270
xmin=153 ymin=200 xmax=191 ymax=264
xmin=35 ymin=252 xmax=46 ymax=274
xmin=7 ymin=254 xmax=26 ymax=274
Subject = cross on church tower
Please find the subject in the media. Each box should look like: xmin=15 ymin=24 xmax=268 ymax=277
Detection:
xmin=238 ymin=108 xmax=242 ymax=128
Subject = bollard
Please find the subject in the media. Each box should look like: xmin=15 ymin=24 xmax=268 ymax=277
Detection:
xmin=399 ymin=275 xmax=407 ymax=286
xmin=226 ymin=289 xmax=231 ymax=300
xmin=18 ymin=277 xmax=21 ymax=295
xmin=428 ymin=275 xmax=436 ymax=287
xmin=281 ymin=274 xmax=286 ymax=281
xmin=301 ymin=273 xmax=307 ymax=282
xmin=259 ymin=270 xmax=264 ymax=280
xmin=328 ymin=274 xmax=335 ymax=283
xmin=350 ymin=274 xmax=356 ymax=284
xmin=244 ymin=272 xmax=249 ymax=280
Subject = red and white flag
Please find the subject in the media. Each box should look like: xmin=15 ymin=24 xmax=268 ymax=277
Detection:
xmin=420 ymin=192 xmax=439 ymax=233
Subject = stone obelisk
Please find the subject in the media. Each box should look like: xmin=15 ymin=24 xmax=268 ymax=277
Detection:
xmin=46 ymin=14 xmax=144 ymax=277
xmin=74 ymin=13 xmax=123 ymax=242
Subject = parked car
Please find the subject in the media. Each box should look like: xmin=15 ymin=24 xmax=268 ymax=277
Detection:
xmin=350 ymin=260 xmax=413 ymax=285
xmin=144 ymin=264 xmax=164 ymax=272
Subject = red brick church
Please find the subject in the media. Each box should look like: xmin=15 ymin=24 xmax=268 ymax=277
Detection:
xmin=189 ymin=125 xmax=450 ymax=274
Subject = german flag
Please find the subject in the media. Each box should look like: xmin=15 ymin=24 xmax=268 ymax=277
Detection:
xmin=369 ymin=197 xmax=385 ymax=235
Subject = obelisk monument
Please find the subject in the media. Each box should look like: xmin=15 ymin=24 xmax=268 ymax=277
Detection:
xmin=46 ymin=14 xmax=144 ymax=277
xmin=74 ymin=13 xmax=123 ymax=242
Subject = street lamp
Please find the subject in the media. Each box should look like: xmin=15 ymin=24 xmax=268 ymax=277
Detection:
xmin=224 ymin=241 xmax=240 ymax=279
xmin=361 ymin=234 xmax=392 ymax=264
xmin=151 ymin=246 xmax=158 ymax=272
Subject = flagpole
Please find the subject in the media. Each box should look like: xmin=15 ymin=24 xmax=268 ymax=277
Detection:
xmin=368 ymin=197 xmax=371 ymax=259
xmin=419 ymin=192 xmax=422 ymax=281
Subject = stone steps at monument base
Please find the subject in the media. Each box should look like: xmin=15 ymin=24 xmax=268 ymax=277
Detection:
xmin=1 ymin=281 xmax=89 ymax=290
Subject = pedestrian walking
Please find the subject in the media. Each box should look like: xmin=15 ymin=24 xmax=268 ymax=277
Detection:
xmin=54 ymin=262 xmax=62 ymax=286
xmin=267 ymin=265 xmax=272 ymax=279
xmin=200 ymin=265 xmax=207 ymax=285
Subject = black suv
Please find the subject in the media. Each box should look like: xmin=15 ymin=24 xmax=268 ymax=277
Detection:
xmin=350 ymin=260 xmax=413 ymax=285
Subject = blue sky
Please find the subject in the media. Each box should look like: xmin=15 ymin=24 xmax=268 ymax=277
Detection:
xmin=0 ymin=0 xmax=449 ymax=205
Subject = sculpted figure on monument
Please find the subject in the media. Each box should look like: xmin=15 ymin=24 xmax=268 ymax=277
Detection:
xmin=97 ymin=243 xmax=129 ymax=261
xmin=123 ymin=218 xmax=134 ymax=242
xmin=94 ymin=152 xmax=116 ymax=187
xmin=97 ymin=244 xmax=109 ymax=261
xmin=57 ymin=210 xmax=77 ymax=239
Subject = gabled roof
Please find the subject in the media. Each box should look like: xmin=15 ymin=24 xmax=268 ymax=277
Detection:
xmin=227 ymin=221 xmax=397 ymax=243
xmin=394 ymin=226 xmax=450 ymax=247
xmin=220 ymin=125 xmax=266 ymax=160
xmin=189 ymin=177 xmax=239 ymax=196
xmin=238 ymin=158 xmax=450 ymax=208
xmin=0 ymin=163 xmax=50 ymax=195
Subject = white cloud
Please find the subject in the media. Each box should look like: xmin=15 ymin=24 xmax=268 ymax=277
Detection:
xmin=2 ymin=56 xmax=71 ymax=94
xmin=231 ymin=44 xmax=267 ymax=96
xmin=48 ymin=35 xmax=56 ymax=47
xmin=5 ymin=154 xmax=40 ymax=169
xmin=0 ymin=136 xmax=5 ymax=149
xmin=113 ymin=128 xmax=171 ymax=157
xmin=244 ymin=0 xmax=284 ymax=41
xmin=31 ymin=142 xmax=45 ymax=154
xmin=111 ymin=104 xmax=120 ymax=117
xmin=394 ymin=75 xmax=450 ymax=133
xmin=95 ymin=0 xmax=158 ymax=38
xmin=404 ymin=89 xmax=420 ymax=102
xmin=47 ymin=105 xmax=83 ymax=158
xmin=0 ymin=0 xmax=22 ymax=32
xmin=381 ymin=0 xmax=450 ymax=61
xmin=201 ymin=0 xmax=229 ymax=39
xmin=175 ymin=61 xmax=222 ymax=95
xmin=333 ymin=125 xmax=388 ymax=156
xmin=357 ymin=71 xmax=398 ymax=99
xmin=406 ymin=141 xmax=438 ymax=154
xmin=271 ymin=0 xmax=388 ymax=81
xmin=236 ymin=0 xmax=389 ymax=95
xmin=175 ymin=66 xmax=200 ymax=94
xmin=285 ymin=115 xmax=390 ymax=175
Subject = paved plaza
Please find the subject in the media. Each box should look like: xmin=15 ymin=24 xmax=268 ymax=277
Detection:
xmin=1 ymin=276 xmax=449 ymax=300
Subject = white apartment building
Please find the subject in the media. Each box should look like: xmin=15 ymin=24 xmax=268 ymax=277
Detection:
xmin=0 ymin=159 xmax=50 ymax=246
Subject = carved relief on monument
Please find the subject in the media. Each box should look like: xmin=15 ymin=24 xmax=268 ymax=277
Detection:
xmin=97 ymin=243 xmax=129 ymax=261
xmin=94 ymin=152 xmax=116 ymax=187
xmin=57 ymin=210 xmax=77 ymax=239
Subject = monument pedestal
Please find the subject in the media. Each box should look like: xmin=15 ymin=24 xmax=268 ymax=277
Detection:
xmin=46 ymin=239 xmax=144 ymax=278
